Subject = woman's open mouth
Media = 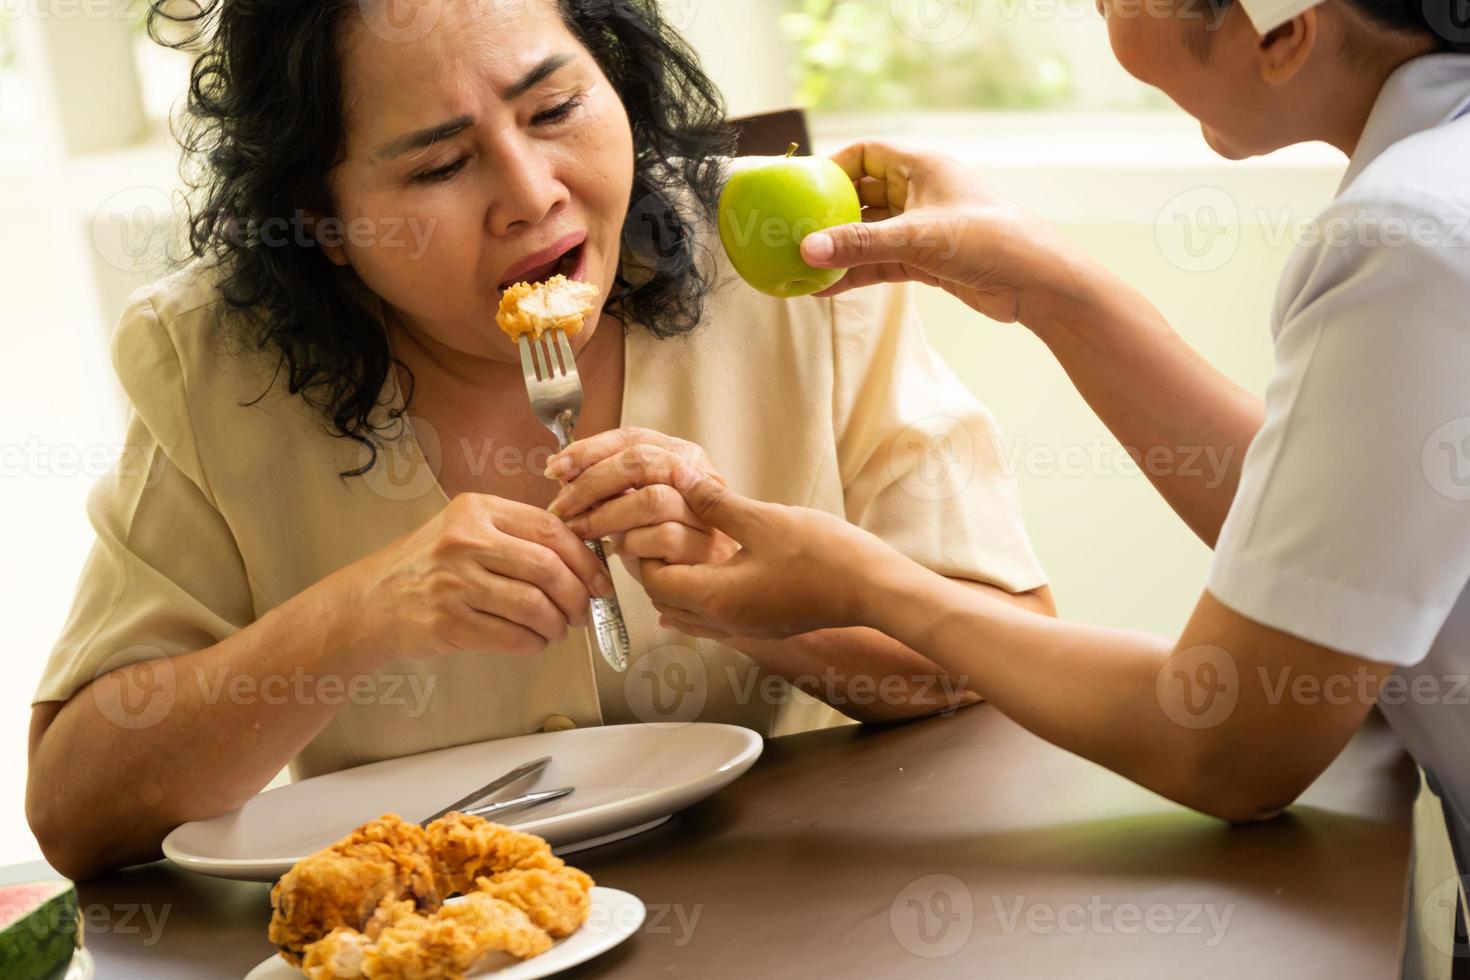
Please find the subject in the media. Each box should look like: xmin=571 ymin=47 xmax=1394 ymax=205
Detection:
xmin=497 ymin=234 xmax=588 ymax=292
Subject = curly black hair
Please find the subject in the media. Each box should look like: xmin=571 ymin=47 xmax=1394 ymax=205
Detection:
xmin=148 ymin=0 xmax=735 ymax=476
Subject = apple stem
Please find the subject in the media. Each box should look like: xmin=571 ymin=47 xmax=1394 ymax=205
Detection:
xmin=785 ymin=142 xmax=799 ymax=158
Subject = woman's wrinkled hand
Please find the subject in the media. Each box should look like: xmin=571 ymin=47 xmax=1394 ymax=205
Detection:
xmin=546 ymin=428 xmax=737 ymax=585
xmin=799 ymin=141 xmax=1089 ymax=328
xmin=337 ymin=493 xmax=614 ymax=666
xmin=637 ymin=464 xmax=908 ymax=641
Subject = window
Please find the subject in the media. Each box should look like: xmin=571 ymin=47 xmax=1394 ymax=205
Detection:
xmin=0 ymin=13 xmax=35 ymax=141
xmin=777 ymin=0 xmax=1173 ymax=113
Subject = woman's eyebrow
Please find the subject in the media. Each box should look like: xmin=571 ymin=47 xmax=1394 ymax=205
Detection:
xmin=375 ymin=116 xmax=475 ymax=161
xmin=372 ymin=55 xmax=574 ymax=162
xmin=502 ymin=54 xmax=573 ymax=100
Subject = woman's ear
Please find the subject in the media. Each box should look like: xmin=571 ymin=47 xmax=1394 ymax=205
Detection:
xmin=1255 ymin=8 xmax=1318 ymax=85
xmin=304 ymin=210 xmax=351 ymax=267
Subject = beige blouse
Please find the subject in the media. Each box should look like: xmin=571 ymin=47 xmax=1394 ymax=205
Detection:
xmin=34 ymin=237 xmax=1047 ymax=781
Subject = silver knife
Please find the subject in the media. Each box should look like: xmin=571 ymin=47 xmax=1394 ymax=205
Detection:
xmin=420 ymin=755 xmax=551 ymax=825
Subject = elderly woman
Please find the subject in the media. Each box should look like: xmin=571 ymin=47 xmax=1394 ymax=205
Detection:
xmin=25 ymin=0 xmax=1051 ymax=879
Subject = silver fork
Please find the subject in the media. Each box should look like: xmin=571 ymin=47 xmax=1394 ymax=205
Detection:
xmin=519 ymin=329 xmax=631 ymax=672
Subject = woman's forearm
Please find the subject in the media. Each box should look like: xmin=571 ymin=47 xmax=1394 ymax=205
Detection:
xmin=864 ymin=560 xmax=1199 ymax=796
xmin=26 ymin=569 xmax=379 ymax=879
xmin=858 ymin=559 xmax=1379 ymax=822
xmin=1025 ymin=259 xmax=1264 ymax=546
xmin=726 ymin=626 xmax=980 ymax=724
xmin=726 ymin=584 xmax=1051 ymax=724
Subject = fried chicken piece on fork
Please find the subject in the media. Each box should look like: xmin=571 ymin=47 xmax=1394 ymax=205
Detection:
xmin=495 ymin=275 xmax=600 ymax=341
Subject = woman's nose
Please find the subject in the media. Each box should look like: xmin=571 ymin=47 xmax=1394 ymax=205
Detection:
xmin=483 ymin=136 xmax=570 ymax=238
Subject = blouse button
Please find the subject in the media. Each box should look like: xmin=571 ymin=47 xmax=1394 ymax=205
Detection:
xmin=541 ymin=714 xmax=577 ymax=733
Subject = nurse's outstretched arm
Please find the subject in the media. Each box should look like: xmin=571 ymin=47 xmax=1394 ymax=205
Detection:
xmin=643 ymin=468 xmax=1392 ymax=822
xmin=803 ymin=142 xmax=1263 ymax=546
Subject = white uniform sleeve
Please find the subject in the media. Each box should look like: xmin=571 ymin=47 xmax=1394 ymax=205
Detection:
xmin=1208 ymin=191 xmax=1470 ymax=665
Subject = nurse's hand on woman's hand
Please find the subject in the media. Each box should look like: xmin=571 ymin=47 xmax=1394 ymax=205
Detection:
xmin=545 ymin=428 xmax=738 ymax=585
xmin=801 ymin=141 xmax=1089 ymax=327
xmin=336 ymin=493 xmax=613 ymax=666
xmin=637 ymin=464 xmax=905 ymax=641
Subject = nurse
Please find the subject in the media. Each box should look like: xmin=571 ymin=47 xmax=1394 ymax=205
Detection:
xmin=554 ymin=0 xmax=1470 ymax=866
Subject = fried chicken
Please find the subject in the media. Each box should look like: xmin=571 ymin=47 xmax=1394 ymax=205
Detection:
xmin=270 ymin=815 xmax=441 ymax=965
xmin=424 ymin=813 xmax=563 ymax=897
xmin=495 ymin=275 xmax=600 ymax=341
xmin=300 ymin=928 xmax=371 ymax=979
xmin=474 ymin=866 xmax=594 ymax=939
xmin=275 ymin=812 xmax=594 ymax=978
xmin=360 ymin=893 xmax=553 ymax=979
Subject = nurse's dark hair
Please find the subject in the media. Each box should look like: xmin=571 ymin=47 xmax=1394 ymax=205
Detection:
xmin=1201 ymin=0 xmax=1470 ymax=53
xmin=1375 ymin=0 xmax=1470 ymax=48
xmin=146 ymin=0 xmax=735 ymax=476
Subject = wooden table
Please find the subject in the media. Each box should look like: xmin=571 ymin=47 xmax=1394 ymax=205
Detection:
xmin=4 ymin=706 xmax=1418 ymax=978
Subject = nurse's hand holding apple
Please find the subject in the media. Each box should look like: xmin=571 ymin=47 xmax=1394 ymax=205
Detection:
xmin=792 ymin=140 xmax=1261 ymax=543
xmin=798 ymin=143 xmax=1096 ymax=330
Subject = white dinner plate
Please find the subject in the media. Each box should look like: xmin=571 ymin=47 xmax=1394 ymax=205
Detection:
xmin=65 ymin=947 xmax=95 ymax=980
xmin=163 ymin=723 xmax=761 ymax=881
xmin=243 ymin=886 xmax=645 ymax=979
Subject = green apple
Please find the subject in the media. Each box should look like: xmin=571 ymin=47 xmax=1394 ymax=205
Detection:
xmin=718 ymin=144 xmax=862 ymax=298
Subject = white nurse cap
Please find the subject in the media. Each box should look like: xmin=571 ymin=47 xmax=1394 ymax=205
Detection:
xmin=1237 ymin=0 xmax=1326 ymax=33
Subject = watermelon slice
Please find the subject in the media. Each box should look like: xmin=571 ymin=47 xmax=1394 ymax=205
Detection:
xmin=0 ymin=881 xmax=82 ymax=979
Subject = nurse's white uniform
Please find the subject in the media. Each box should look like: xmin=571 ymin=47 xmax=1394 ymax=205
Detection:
xmin=1207 ymin=49 xmax=1470 ymax=874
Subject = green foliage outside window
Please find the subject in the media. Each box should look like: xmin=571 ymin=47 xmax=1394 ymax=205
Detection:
xmin=779 ymin=0 xmax=1066 ymax=109
xmin=778 ymin=0 xmax=1168 ymax=112
xmin=0 ymin=15 xmax=15 ymax=73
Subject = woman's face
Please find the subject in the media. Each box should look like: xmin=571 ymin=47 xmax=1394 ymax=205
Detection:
xmin=326 ymin=0 xmax=635 ymax=363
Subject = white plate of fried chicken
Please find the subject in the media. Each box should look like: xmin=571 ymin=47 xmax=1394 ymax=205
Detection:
xmin=246 ymin=813 xmax=646 ymax=979
xmin=245 ymin=888 xmax=644 ymax=979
